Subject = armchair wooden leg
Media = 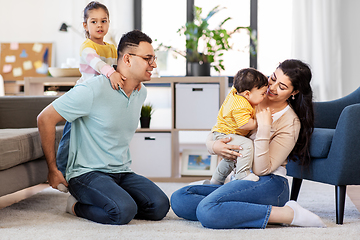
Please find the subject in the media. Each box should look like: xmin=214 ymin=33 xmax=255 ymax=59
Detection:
xmin=290 ymin=178 xmax=303 ymax=201
xmin=335 ymin=185 xmax=346 ymax=224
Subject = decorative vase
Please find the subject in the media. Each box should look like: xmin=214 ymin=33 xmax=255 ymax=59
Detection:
xmin=186 ymin=62 xmax=211 ymax=76
xmin=140 ymin=116 xmax=151 ymax=128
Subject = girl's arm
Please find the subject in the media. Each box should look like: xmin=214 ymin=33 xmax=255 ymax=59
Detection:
xmin=81 ymin=47 xmax=124 ymax=90
xmin=252 ymin=108 xmax=300 ymax=176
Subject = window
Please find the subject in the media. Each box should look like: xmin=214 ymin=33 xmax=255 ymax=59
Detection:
xmin=142 ymin=0 xmax=187 ymax=76
xmin=195 ymin=0 xmax=251 ymax=76
xmin=142 ymin=0 xmax=251 ymax=76
xmin=141 ymin=1 xmax=293 ymax=77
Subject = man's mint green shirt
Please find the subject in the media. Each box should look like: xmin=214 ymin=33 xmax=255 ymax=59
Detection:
xmin=52 ymin=75 xmax=147 ymax=181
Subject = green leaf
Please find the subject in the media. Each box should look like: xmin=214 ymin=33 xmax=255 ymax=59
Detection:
xmin=141 ymin=103 xmax=154 ymax=117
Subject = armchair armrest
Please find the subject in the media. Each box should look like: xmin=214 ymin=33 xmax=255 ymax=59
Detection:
xmin=324 ymin=103 xmax=360 ymax=184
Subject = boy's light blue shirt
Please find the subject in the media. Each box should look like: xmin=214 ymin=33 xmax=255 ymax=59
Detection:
xmin=52 ymin=75 xmax=147 ymax=181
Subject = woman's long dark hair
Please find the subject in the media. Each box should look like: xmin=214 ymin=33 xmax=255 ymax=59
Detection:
xmin=278 ymin=59 xmax=314 ymax=166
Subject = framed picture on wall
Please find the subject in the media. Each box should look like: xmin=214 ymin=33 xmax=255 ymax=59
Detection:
xmin=181 ymin=149 xmax=217 ymax=176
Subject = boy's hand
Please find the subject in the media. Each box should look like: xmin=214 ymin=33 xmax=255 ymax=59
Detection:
xmin=256 ymin=107 xmax=273 ymax=126
xmin=109 ymin=72 xmax=126 ymax=90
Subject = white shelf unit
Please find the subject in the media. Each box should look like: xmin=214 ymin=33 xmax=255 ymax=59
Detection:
xmin=131 ymin=76 xmax=228 ymax=181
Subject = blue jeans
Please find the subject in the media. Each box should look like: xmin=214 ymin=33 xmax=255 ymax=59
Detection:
xmin=170 ymin=174 xmax=289 ymax=229
xmin=68 ymin=171 xmax=170 ymax=225
xmin=56 ymin=121 xmax=71 ymax=176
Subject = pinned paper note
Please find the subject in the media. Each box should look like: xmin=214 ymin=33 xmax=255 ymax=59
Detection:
xmin=5 ymin=55 xmax=16 ymax=63
xmin=0 ymin=42 xmax=53 ymax=80
xmin=20 ymin=49 xmax=28 ymax=58
xmin=34 ymin=60 xmax=42 ymax=69
xmin=10 ymin=42 xmax=19 ymax=50
xmin=32 ymin=43 xmax=43 ymax=53
xmin=2 ymin=64 xmax=12 ymax=73
xmin=36 ymin=62 xmax=48 ymax=74
xmin=23 ymin=60 xmax=33 ymax=70
xmin=13 ymin=67 xmax=23 ymax=77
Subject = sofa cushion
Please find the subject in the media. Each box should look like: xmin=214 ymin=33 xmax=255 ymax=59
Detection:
xmin=0 ymin=126 xmax=64 ymax=170
xmin=309 ymin=128 xmax=335 ymax=158
xmin=0 ymin=96 xmax=59 ymax=128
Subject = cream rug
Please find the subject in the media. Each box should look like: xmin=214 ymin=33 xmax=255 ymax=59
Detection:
xmin=0 ymin=179 xmax=359 ymax=240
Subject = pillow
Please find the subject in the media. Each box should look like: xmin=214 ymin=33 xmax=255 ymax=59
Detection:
xmin=309 ymin=128 xmax=335 ymax=158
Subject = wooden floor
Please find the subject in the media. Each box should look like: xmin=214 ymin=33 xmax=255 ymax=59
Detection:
xmin=1 ymin=184 xmax=360 ymax=212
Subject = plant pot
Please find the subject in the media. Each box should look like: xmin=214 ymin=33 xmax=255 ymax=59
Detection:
xmin=186 ymin=62 xmax=211 ymax=76
xmin=140 ymin=116 xmax=151 ymax=128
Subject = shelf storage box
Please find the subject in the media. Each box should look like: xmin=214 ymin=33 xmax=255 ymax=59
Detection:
xmin=175 ymin=83 xmax=219 ymax=129
xmin=129 ymin=132 xmax=171 ymax=177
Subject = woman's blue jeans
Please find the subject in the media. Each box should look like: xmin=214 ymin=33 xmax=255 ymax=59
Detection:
xmin=68 ymin=171 xmax=170 ymax=225
xmin=170 ymin=174 xmax=289 ymax=229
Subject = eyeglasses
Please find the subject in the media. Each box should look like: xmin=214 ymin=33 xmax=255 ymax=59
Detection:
xmin=128 ymin=53 xmax=157 ymax=65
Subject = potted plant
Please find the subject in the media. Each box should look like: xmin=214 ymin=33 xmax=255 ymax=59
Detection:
xmin=158 ymin=5 xmax=256 ymax=76
xmin=140 ymin=103 xmax=154 ymax=128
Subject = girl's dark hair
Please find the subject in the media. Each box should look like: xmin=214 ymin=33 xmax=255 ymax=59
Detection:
xmin=117 ymin=30 xmax=152 ymax=59
xmin=278 ymin=59 xmax=314 ymax=166
xmin=83 ymin=1 xmax=109 ymax=38
xmin=233 ymin=68 xmax=268 ymax=93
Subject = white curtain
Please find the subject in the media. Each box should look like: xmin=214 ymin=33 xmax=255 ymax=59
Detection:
xmin=291 ymin=0 xmax=342 ymax=101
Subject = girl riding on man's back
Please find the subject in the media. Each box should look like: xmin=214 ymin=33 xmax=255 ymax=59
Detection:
xmin=56 ymin=1 xmax=126 ymax=192
xmin=77 ymin=1 xmax=123 ymax=88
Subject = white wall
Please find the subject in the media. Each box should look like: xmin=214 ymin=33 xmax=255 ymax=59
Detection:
xmin=0 ymin=0 xmax=134 ymax=67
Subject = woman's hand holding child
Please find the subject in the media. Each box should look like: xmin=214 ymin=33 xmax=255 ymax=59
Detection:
xmin=212 ymin=137 xmax=242 ymax=161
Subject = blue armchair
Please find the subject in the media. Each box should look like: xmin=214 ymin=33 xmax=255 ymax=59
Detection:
xmin=287 ymin=87 xmax=360 ymax=224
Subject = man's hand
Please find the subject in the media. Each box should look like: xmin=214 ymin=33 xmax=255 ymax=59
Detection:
xmin=37 ymin=104 xmax=68 ymax=192
xmin=48 ymin=168 xmax=68 ymax=191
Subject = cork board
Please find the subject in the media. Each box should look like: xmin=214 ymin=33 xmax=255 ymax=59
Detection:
xmin=0 ymin=43 xmax=53 ymax=81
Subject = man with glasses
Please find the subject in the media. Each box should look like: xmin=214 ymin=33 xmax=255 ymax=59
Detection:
xmin=37 ymin=30 xmax=169 ymax=225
